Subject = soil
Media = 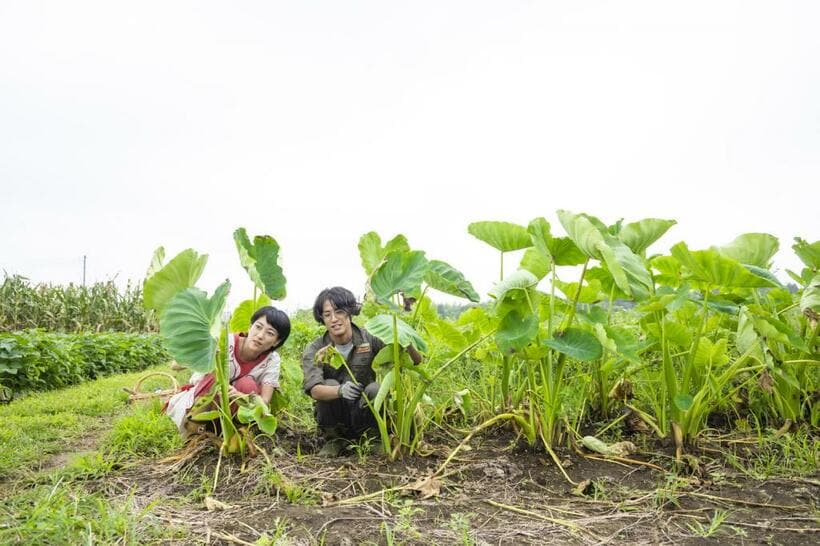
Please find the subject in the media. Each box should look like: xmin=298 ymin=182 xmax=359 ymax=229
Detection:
xmin=86 ymin=429 xmax=819 ymax=545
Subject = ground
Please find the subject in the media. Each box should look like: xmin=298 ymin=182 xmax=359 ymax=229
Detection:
xmin=81 ymin=429 xmax=819 ymax=545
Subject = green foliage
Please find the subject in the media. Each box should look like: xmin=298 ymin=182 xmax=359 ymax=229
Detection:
xmin=365 ymin=314 xmax=429 ymax=353
xmin=229 ymin=295 xmax=272 ymax=332
xmin=103 ymin=400 xmax=183 ymax=458
xmin=0 ymin=274 xmax=156 ymax=333
xmin=159 ymin=283 xmax=230 ymax=373
xmin=143 ymin=248 xmax=208 ymax=315
xmin=233 ymin=228 xmax=287 ymax=300
xmin=0 ymin=482 xmax=177 ymax=544
xmin=714 ymin=233 xmax=779 ymax=268
xmin=0 ymin=365 xmax=185 ymax=479
xmin=0 ymin=331 xmax=168 ymax=394
xmin=424 ymin=260 xmax=480 ymax=302
xmin=358 ymin=232 xmax=411 ymax=276
xmin=467 ymin=221 xmax=531 ymax=252
xmin=543 ymin=328 xmax=603 ymax=362
xmin=617 ymin=218 xmax=676 ymax=255
xmin=370 ymin=250 xmax=429 ymax=306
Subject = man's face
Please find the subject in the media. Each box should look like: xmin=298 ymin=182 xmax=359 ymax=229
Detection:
xmin=321 ymin=299 xmax=352 ymax=342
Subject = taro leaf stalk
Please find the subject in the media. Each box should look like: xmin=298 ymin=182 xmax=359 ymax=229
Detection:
xmin=366 ymin=247 xmax=429 ymax=457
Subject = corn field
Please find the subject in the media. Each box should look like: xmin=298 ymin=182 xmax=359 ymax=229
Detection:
xmin=0 ymin=275 xmax=157 ymax=333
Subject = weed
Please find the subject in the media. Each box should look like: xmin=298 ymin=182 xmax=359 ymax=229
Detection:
xmin=254 ymin=517 xmax=291 ymax=545
xmin=258 ymin=464 xmax=317 ymax=505
xmin=56 ymin=451 xmax=117 ymax=481
xmin=686 ymin=509 xmax=731 ymax=538
xmin=392 ymin=500 xmax=424 ymax=540
xmin=103 ymin=399 xmax=183 ymax=459
xmin=0 ymin=480 xmax=180 ymax=544
xmin=445 ymin=512 xmax=476 ymax=546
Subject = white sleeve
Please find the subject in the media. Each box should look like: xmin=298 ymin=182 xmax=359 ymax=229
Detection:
xmin=259 ymin=352 xmax=281 ymax=387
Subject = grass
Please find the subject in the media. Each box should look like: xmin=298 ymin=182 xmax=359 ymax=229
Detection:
xmin=0 ymin=364 xmax=188 ymax=479
xmin=0 ymin=480 xmax=182 ymax=545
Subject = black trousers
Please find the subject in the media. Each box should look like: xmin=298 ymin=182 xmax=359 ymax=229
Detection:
xmin=315 ymin=379 xmax=380 ymax=439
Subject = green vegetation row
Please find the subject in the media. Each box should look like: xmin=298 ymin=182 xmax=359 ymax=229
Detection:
xmin=0 ymin=274 xmax=157 ymax=333
xmin=0 ymin=331 xmax=169 ymax=395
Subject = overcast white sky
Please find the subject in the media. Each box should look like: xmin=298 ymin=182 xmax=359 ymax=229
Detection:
xmin=1 ymin=1 xmax=818 ymax=311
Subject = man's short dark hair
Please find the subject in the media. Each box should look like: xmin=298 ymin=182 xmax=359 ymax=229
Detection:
xmin=312 ymin=286 xmax=361 ymax=323
xmin=250 ymin=306 xmax=291 ymax=349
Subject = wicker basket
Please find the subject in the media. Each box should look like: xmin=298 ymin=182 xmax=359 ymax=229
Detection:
xmin=123 ymin=372 xmax=180 ymax=403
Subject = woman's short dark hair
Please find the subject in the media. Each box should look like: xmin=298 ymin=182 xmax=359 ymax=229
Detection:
xmin=312 ymin=286 xmax=361 ymax=323
xmin=250 ymin=306 xmax=291 ymax=350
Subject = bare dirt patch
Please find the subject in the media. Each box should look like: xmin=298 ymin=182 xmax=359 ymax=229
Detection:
xmin=85 ymin=430 xmax=819 ymax=545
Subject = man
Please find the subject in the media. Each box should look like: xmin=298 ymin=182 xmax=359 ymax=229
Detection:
xmin=301 ymin=286 xmax=421 ymax=456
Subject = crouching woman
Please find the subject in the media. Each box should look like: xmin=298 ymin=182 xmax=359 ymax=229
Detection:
xmin=165 ymin=306 xmax=291 ymax=434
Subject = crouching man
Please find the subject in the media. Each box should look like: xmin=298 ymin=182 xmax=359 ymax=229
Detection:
xmin=301 ymin=286 xmax=420 ymax=456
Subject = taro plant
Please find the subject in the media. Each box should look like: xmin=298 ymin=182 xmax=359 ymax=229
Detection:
xmin=355 ymin=232 xmax=482 ymax=458
xmin=628 ymin=234 xmax=786 ymax=448
xmin=469 ymin=212 xmax=674 ymax=454
xmin=143 ymin=233 xmax=287 ymax=458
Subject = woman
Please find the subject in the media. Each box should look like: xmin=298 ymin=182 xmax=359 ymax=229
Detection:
xmin=165 ymin=306 xmax=291 ymax=432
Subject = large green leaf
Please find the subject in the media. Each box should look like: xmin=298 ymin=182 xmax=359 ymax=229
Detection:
xmin=792 ymin=237 xmax=820 ymax=270
xmin=358 ymin=232 xmax=411 ymax=276
xmin=488 ymin=269 xmax=538 ymax=302
xmin=618 ymin=218 xmax=677 ymax=255
xmin=715 ymin=233 xmax=779 ymax=268
xmin=670 ymin=242 xmax=777 ymax=289
xmin=543 ymin=328 xmax=603 ymax=362
xmin=596 ymin=242 xmax=632 ymax=297
xmin=554 ymin=279 xmax=603 ymax=304
xmin=358 ymin=232 xmax=384 ymax=275
xmin=143 ymin=249 xmax=208 ymax=314
xmin=519 ymin=218 xmax=554 ymax=280
xmin=233 ymin=228 xmax=286 ymax=300
xmin=520 ymin=247 xmax=551 ymax=280
xmin=364 ymin=314 xmax=429 ymax=353
xmin=800 ymin=273 xmax=820 ymax=315
xmin=424 ymin=260 xmax=480 ymax=302
xmin=160 ymin=281 xmax=230 ymax=373
xmin=548 ymin=237 xmax=587 ymax=266
xmin=145 ymin=246 xmax=166 ymax=279
xmin=527 ymin=217 xmax=553 ymax=261
xmin=604 ymin=325 xmax=643 ymax=364
xmin=556 ymin=210 xmax=607 ymax=259
xmin=743 ymin=265 xmax=784 ymax=289
xmin=425 ymin=319 xmax=469 ymax=353
xmin=229 ymin=295 xmax=272 ymax=333
xmin=693 ymin=338 xmax=729 ymax=369
xmin=370 ymin=251 xmax=429 ymax=306
xmin=468 ymin=221 xmax=532 ymax=252
xmin=604 ymin=235 xmax=652 ymax=300
xmin=496 ymin=309 xmax=539 ymax=353
xmin=736 ymin=307 xmax=766 ymax=365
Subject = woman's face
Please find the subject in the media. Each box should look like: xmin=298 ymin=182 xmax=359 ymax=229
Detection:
xmin=246 ymin=316 xmax=280 ymax=354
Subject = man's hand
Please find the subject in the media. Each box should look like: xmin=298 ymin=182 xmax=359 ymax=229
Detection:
xmin=338 ymin=381 xmax=363 ymax=401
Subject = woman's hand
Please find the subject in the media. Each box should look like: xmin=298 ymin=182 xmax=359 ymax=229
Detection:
xmin=227 ymin=386 xmax=245 ymax=400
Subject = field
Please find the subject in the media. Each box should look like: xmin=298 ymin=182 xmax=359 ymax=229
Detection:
xmin=1 ymin=217 xmax=818 ymax=544
xmin=0 ymin=362 xmax=817 ymax=545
